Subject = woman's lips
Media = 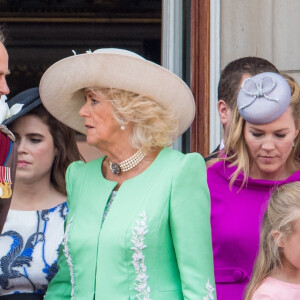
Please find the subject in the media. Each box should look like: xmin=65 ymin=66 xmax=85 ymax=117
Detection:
xmin=259 ymin=156 xmax=276 ymax=163
xmin=85 ymin=124 xmax=94 ymax=129
xmin=17 ymin=160 xmax=30 ymax=167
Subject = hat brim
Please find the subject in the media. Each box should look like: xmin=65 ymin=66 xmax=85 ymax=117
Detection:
xmin=39 ymin=52 xmax=195 ymax=136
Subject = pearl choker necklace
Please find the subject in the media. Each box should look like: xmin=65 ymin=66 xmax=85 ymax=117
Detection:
xmin=109 ymin=149 xmax=145 ymax=175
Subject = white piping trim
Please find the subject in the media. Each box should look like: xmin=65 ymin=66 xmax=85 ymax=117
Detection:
xmin=62 ymin=217 xmax=75 ymax=299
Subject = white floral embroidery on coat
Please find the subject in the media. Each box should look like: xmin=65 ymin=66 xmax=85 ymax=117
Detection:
xmin=62 ymin=217 xmax=75 ymax=300
xmin=203 ymin=279 xmax=215 ymax=300
xmin=130 ymin=211 xmax=151 ymax=300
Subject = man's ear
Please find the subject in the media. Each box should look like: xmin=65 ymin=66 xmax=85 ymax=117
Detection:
xmin=217 ymin=100 xmax=230 ymax=126
xmin=272 ymin=230 xmax=284 ymax=248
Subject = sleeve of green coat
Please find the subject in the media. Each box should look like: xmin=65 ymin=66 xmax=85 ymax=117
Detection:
xmin=44 ymin=162 xmax=82 ymax=299
xmin=170 ymin=153 xmax=216 ymax=300
xmin=44 ymin=239 xmax=72 ymax=299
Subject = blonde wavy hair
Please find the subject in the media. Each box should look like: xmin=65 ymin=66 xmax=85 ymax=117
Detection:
xmin=244 ymin=182 xmax=300 ymax=300
xmin=224 ymin=74 xmax=300 ymax=187
xmin=86 ymin=87 xmax=179 ymax=153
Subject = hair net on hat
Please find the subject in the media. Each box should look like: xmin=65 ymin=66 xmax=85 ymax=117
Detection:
xmin=237 ymin=72 xmax=291 ymax=124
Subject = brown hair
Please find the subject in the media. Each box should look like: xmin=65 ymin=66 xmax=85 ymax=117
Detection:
xmin=27 ymin=105 xmax=83 ymax=195
xmin=244 ymin=182 xmax=300 ymax=300
xmin=218 ymin=57 xmax=279 ymax=110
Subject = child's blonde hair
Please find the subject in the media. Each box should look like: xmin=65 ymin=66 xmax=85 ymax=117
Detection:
xmin=244 ymin=182 xmax=300 ymax=300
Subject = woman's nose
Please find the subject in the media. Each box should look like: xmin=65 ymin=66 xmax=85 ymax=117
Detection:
xmin=17 ymin=139 xmax=26 ymax=153
xmin=79 ymin=102 xmax=89 ymax=117
xmin=261 ymin=138 xmax=275 ymax=151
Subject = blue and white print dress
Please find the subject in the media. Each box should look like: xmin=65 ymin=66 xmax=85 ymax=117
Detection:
xmin=0 ymin=202 xmax=67 ymax=296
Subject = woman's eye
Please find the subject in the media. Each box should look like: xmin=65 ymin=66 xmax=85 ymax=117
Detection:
xmin=30 ymin=138 xmax=41 ymax=143
xmin=251 ymin=132 xmax=262 ymax=137
xmin=275 ymin=134 xmax=286 ymax=138
xmin=91 ymin=98 xmax=99 ymax=105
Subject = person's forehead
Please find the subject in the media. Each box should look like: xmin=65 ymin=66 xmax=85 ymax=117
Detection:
xmin=0 ymin=43 xmax=9 ymax=73
xmin=0 ymin=42 xmax=7 ymax=57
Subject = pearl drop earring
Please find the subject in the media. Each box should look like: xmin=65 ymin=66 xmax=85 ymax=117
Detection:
xmin=120 ymin=117 xmax=126 ymax=131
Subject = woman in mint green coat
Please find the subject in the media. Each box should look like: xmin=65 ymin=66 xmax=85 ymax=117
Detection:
xmin=39 ymin=48 xmax=216 ymax=300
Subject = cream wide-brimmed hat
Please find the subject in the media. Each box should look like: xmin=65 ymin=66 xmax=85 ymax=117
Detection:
xmin=39 ymin=48 xmax=195 ymax=136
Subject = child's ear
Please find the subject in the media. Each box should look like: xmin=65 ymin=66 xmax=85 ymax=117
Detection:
xmin=272 ymin=230 xmax=285 ymax=248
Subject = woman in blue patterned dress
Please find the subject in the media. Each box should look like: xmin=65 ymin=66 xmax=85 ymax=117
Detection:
xmin=0 ymin=88 xmax=83 ymax=300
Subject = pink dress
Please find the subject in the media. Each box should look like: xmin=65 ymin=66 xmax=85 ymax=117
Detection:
xmin=252 ymin=277 xmax=300 ymax=299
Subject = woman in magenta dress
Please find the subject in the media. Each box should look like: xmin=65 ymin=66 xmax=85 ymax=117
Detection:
xmin=207 ymin=73 xmax=300 ymax=299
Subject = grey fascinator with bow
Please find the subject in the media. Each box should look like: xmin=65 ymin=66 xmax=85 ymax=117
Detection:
xmin=237 ymin=72 xmax=291 ymax=124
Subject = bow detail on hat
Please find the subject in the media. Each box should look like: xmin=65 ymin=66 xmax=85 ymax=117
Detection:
xmin=72 ymin=49 xmax=92 ymax=56
xmin=0 ymin=95 xmax=23 ymax=124
xmin=239 ymin=76 xmax=279 ymax=110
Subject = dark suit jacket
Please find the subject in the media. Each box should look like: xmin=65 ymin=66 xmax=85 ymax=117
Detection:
xmin=204 ymin=145 xmax=220 ymax=162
